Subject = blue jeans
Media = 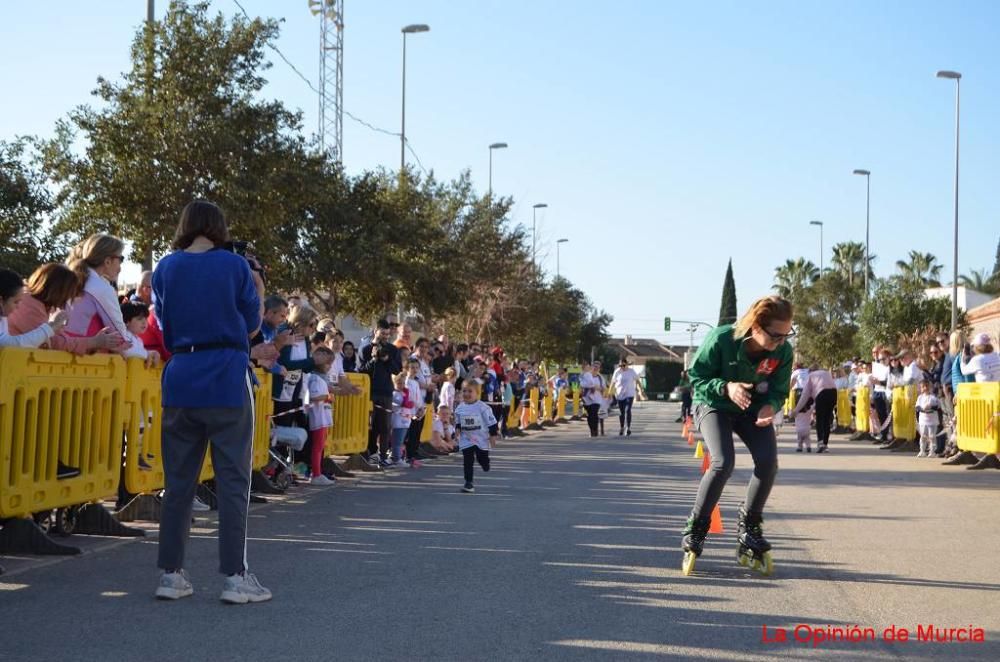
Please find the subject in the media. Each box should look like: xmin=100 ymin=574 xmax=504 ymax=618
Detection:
xmin=391 ymin=427 xmax=408 ymax=462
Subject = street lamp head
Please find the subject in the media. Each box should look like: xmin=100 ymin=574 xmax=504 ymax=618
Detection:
xmin=402 ymin=24 xmax=430 ymax=33
xmin=936 ymin=70 xmax=961 ymax=80
xmin=489 ymin=142 xmax=508 ymax=150
xmin=533 ymin=203 xmax=548 ymax=209
xmin=852 ymin=169 xmax=871 ymax=176
xmin=557 ymin=238 xmax=569 ymax=244
xmin=809 ymin=220 xmax=822 ymax=227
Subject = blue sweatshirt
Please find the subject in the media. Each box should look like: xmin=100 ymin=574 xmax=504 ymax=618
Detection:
xmin=153 ymin=249 xmax=261 ymax=408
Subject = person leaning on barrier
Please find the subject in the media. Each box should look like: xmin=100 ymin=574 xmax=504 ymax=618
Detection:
xmin=7 ymin=263 xmax=127 ymax=354
xmin=152 ymin=200 xmax=272 ymax=604
xmin=0 ymin=268 xmax=70 ymax=347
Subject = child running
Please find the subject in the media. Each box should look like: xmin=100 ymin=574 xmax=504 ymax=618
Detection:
xmin=794 ymin=402 xmax=813 ymax=453
xmin=453 ymin=381 xmax=498 ymax=493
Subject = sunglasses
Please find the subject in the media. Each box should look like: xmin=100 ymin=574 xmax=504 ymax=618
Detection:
xmin=762 ymin=327 xmax=796 ymax=341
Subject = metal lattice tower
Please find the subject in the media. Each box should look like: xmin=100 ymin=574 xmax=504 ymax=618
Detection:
xmin=309 ymin=0 xmax=343 ymax=162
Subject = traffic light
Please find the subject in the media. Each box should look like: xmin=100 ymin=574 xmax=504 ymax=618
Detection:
xmin=664 ymin=317 xmax=671 ymax=332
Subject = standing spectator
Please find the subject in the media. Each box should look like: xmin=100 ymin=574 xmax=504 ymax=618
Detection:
xmin=790 ymin=362 xmax=809 ymax=401
xmin=871 ymin=349 xmax=892 ymax=441
xmin=915 ymin=379 xmax=941 ymax=458
xmin=341 ymin=341 xmax=358 ymax=372
xmin=0 ymin=268 xmax=67 ymax=346
xmin=8 ymin=264 xmax=125 ymax=354
xmin=943 ymin=331 xmax=977 ymax=464
xmin=306 ymin=347 xmax=336 ymax=485
xmin=152 ymin=200 xmax=270 ymax=604
xmin=361 ymin=319 xmax=402 ymax=466
xmin=393 ymin=322 xmax=413 ymax=353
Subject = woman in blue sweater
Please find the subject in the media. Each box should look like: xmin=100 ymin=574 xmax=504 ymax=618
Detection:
xmin=152 ymin=200 xmax=271 ymax=604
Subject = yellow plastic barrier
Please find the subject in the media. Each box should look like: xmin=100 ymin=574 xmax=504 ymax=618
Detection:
xmin=855 ymin=387 xmax=871 ymax=433
xmin=836 ymin=389 xmax=852 ymax=429
xmin=326 ymin=373 xmax=372 ymax=455
xmin=891 ymin=385 xmax=917 ymax=441
xmin=528 ymin=388 xmax=540 ymax=426
xmin=420 ymin=406 xmax=434 ymax=442
xmin=572 ymin=389 xmax=581 ymax=418
xmin=0 ymin=348 xmax=126 ymax=518
xmin=783 ymin=390 xmax=798 ymax=418
xmin=543 ymin=390 xmax=555 ymax=423
xmin=556 ymin=389 xmax=567 ymax=421
xmin=955 ymin=382 xmax=1000 ymax=454
xmin=506 ymin=399 xmax=520 ymax=429
xmin=252 ymin=369 xmax=273 ymax=470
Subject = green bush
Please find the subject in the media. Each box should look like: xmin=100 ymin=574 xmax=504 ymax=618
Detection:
xmin=645 ymin=359 xmax=682 ymax=394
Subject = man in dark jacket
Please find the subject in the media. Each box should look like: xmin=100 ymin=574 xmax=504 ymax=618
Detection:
xmin=361 ymin=319 xmax=402 ymax=465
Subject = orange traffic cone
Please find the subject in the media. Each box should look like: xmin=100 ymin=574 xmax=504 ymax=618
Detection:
xmin=694 ymin=440 xmax=704 ymax=458
xmin=681 ymin=420 xmax=690 ymax=437
xmin=709 ymin=504 xmax=724 ymax=533
xmin=687 ymin=430 xmax=695 ymax=446
xmin=700 ymin=450 xmax=711 ymax=474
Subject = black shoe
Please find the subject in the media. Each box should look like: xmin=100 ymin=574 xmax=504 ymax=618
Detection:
xmin=807 ymin=447 xmax=813 ymax=453
xmin=675 ymin=417 xmax=683 ymax=423
xmin=57 ymin=462 xmax=81 ymax=480
xmin=943 ymin=450 xmax=977 ymax=466
xmin=966 ymin=454 xmax=1000 ymax=470
xmin=619 ymin=428 xmax=624 ymax=436
xmin=461 ymin=483 xmax=475 ymax=493
xmin=330 ymin=463 xmax=356 ymax=478
xmin=796 ymin=448 xmax=803 ymax=453
xmin=138 ymin=456 xmax=153 ymax=471
xmin=626 ymin=428 xmax=632 ymax=436
xmin=817 ymin=445 xmax=827 ymax=454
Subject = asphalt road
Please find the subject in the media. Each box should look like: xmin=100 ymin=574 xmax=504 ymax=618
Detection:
xmin=2 ymin=401 xmax=999 ymax=661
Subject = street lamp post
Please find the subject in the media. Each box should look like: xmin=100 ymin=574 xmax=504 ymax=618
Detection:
xmin=488 ymin=142 xmax=507 ymax=203
xmin=532 ymin=203 xmax=547 ymax=269
xmin=400 ymin=24 xmax=429 ymax=172
xmin=556 ymin=238 xmax=569 ymax=279
xmin=937 ymin=69 xmax=962 ymax=332
xmin=809 ymin=220 xmax=824 ymax=273
xmin=852 ymin=169 xmax=871 ymax=297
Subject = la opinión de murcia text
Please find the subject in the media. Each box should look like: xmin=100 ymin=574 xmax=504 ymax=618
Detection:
xmin=761 ymin=624 xmax=986 ymax=647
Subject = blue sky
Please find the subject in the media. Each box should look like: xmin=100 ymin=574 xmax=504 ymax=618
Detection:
xmin=2 ymin=1 xmax=998 ymax=345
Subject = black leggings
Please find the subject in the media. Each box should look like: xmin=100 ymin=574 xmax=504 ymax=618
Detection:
xmin=814 ymin=388 xmax=837 ymax=446
xmin=872 ymin=392 xmax=889 ymax=430
xmin=691 ymin=405 xmax=779 ymax=519
xmin=585 ymin=403 xmax=601 ymax=436
xmin=462 ymin=446 xmax=490 ymax=483
xmin=618 ymin=397 xmax=634 ymax=430
xmin=681 ymin=392 xmax=693 ymax=420
xmin=405 ymin=415 xmax=424 ymax=460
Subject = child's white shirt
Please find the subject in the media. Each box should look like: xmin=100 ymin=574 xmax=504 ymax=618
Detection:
xmin=916 ymin=393 xmax=940 ymax=428
xmin=454 ymin=400 xmax=497 ymax=450
xmin=440 ymin=381 xmax=456 ymax=410
xmin=794 ymin=410 xmax=812 ymax=437
xmin=405 ymin=377 xmax=423 ymax=418
xmin=306 ymin=373 xmax=333 ymax=431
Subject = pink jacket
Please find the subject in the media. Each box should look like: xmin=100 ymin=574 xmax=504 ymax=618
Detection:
xmin=6 ymin=295 xmax=93 ymax=355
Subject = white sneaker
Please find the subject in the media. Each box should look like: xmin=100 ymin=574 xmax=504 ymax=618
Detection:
xmin=220 ymin=572 xmax=272 ymax=604
xmin=155 ymin=571 xmax=193 ymax=600
xmin=310 ymin=474 xmax=335 ymax=486
xmin=192 ymin=496 xmax=211 ymax=512
xmin=916 ymin=451 xmax=927 ymax=458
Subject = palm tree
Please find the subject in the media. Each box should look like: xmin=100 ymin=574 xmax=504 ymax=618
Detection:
xmin=896 ymin=250 xmax=943 ymax=287
xmin=959 ymin=268 xmax=1000 ymax=296
xmin=773 ymin=258 xmax=820 ymax=299
xmin=830 ymin=241 xmax=874 ymax=289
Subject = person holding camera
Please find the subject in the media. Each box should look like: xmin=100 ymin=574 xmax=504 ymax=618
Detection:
xmin=152 ymin=200 xmax=271 ymax=604
xmin=361 ymin=319 xmax=403 ymax=466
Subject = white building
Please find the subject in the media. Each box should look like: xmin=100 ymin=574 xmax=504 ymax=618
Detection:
xmin=923 ymin=286 xmax=994 ymax=313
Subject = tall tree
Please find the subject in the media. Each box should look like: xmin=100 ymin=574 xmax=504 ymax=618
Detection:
xmin=718 ymin=259 xmax=738 ymax=326
xmin=794 ymin=272 xmax=862 ymax=366
xmin=830 ymin=241 xmax=875 ymax=290
xmin=0 ymin=139 xmax=68 ymax=275
xmin=856 ymin=276 xmax=959 ymax=355
xmin=958 ymin=268 xmax=1000 ymax=296
xmin=993 ymin=237 xmax=1000 ymax=280
xmin=895 ymin=250 xmax=943 ymax=287
xmin=42 ymin=1 xmax=317 ymax=288
xmin=773 ymin=257 xmax=820 ymax=302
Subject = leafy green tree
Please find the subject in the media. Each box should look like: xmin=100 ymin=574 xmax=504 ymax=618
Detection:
xmin=958 ymin=268 xmax=1000 ymax=296
xmin=0 ymin=139 xmax=67 ymax=275
xmin=830 ymin=241 xmax=874 ymax=289
xmin=773 ymin=257 xmax=819 ymax=303
xmin=895 ymin=250 xmax=943 ymax=287
xmin=718 ymin=259 xmax=737 ymax=326
xmin=794 ymin=272 xmax=862 ymax=366
xmin=42 ymin=1 xmax=317 ymax=283
xmin=856 ymin=277 xmax=961 ymax=355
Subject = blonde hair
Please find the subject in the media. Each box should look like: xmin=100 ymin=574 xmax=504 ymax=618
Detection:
xmin=444 ymin=367 xmax=456 ymax=378
xmin=733 ymin=295 xmax=793 ymax=338
xmin=287 ymin=305 xmax=319 ymax=331
xmin=949 ymin=330 xmax=965 ymax=356
xmin=66 ymin=234 xmax=126 ymax=281
xmin=392 ymin=372 xmax=407 ymax=387
xmin=316 ymin=318 xmax=337 ymax=335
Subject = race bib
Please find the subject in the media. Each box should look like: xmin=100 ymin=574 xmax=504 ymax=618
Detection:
xmin=277 ymin=370 xmax=303 ymax=403
xmin=461 ymin=415 xmax=483 ymax=431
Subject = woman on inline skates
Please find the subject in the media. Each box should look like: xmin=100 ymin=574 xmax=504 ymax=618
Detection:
xmin=680 ymin=295 xmax=794 ymax=576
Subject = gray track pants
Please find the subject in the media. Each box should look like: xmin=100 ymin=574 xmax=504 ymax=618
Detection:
xmin=691 ymin=404 xmax=778 ymax=519
xmin=158 ymin=376 xmax=255 ymax=576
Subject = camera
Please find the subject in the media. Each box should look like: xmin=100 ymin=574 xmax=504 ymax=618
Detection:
xmin=225 ymin=240 xmax=267 ymax=284
xmin=376 ymin=342 xmax=392 ymax=360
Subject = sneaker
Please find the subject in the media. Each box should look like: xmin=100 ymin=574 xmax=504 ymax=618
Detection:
xmin=367 ymin=454 xmax=381 ymax=465
xmin=155 ymin=571 xmax=194 ymax=600
xmin=138 ymin=456 xmax=153 ymax=471
xmin=310 ymin=474 xmax=335 ymax=486
xmin=379 ymin=458 xmax=392 ymax=468
xmin=796 ymin=447 xmax=803 ymax=453
xmin=807 ymin=447 xmax=814 ymax=453
xmin=626 ymin=428 xmax=632 ymax=436
xmin=461 ymin=483 xmax=475 ymax=493
xmin=409 ymin=459 xmax=423 ymax=469
xmin=192 ymin=496 xmax=211 ymax=512
xmin=619 ymin=428 xmax=625 ymax=436
xmin=220 ymin=572 xmax=272 ymax=604
xmin=916 ymin=451 xmax=927 ymax=458
xmin=57 ymin=462 xmax=81 ymax=480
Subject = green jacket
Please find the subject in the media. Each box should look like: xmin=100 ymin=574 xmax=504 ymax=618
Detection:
xmin=689 ymin=324 xmax=793 ymax=415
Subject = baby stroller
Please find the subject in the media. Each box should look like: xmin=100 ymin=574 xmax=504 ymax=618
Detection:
xmin=262 ymin=371 xmax=310 ymax=491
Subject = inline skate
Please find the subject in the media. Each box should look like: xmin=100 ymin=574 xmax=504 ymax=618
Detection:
xmin=680 ymin=514 xmax=711 ymax=576
xmin=736 ymin=503 xmax=774 ymax=576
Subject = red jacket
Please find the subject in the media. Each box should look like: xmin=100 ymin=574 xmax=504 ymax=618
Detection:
xmin=139 ymin=310 xmax=171 ymax=361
